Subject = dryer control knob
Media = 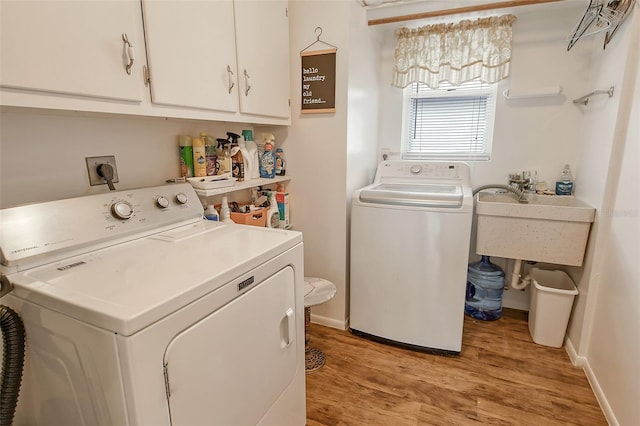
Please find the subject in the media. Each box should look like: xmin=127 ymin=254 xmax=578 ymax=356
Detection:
xmin=410 ymin=165 xmax=423 ymax=174
xmin=155 ymin=196 xmax=170 ymax=209
xmin=175 ymin=192 xmax=188 ymax=205
xmin=111 ymin=201 xmax=134 ymax=220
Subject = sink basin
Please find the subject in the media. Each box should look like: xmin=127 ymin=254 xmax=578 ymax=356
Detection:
xmin=475 ymin=192 xmax=595 ymax=266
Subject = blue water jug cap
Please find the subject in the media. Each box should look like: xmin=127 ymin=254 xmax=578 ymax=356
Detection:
xmin=469 ymin=256 xmax=505 ymax=276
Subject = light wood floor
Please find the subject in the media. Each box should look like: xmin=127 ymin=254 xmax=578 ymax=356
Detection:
xmin=305 ymin=309 xmax=606 ymax=425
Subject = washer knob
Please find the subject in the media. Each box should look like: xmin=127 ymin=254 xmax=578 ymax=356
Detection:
xmin=111 ymin=201 xmax=134 ymax=220
xmin=175 ymin=192 xmax=188 ymax=205
xmin=410 ymin=165 xmax=423 ymax=174
xmin=155 ymin=196 xmax=170 ymax=209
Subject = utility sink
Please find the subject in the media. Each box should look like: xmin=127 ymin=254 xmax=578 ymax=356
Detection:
xmin=475 ymin=192 xmax=595 ymax=266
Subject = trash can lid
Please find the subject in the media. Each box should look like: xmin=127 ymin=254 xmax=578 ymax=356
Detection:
xmin=530 ymin=268 xmax=578 ymax=295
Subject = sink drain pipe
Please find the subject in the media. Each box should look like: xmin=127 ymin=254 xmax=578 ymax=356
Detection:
xmin=0 ymin=305 xmax=26 ymax=425
xmin=510 ymin=259 xmax=532 ymax=290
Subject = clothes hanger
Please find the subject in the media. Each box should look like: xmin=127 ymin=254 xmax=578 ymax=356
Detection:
xmin=567 ymin=0 xmax=604 ymax=51
xmin=567 ymin=0 xmax=625 ymax=51
xmin=301 ymin=27 xmax=338 ymax=53
xmin=604 ymin=0 xmax=636 ymax=48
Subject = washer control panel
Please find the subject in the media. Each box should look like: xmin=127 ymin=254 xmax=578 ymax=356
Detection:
xmin=377 ymin=161 xmax=468 ymax=181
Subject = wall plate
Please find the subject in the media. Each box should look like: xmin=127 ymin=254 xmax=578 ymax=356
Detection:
xmin=86 ymin=156 xmax=119 ymax=186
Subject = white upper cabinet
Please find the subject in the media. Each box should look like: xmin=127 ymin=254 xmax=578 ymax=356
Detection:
xmin=141 ymin=0 xmax=239 ymax=113
xmin=234 ymin=0 xmax=290 ymax=119
xmin=0 ymin=0 xmax=145 ymax=103
xmin=0 ymin=0 xmax=291 ymax=124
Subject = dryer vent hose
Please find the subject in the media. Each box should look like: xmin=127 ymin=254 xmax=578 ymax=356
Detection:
xmin=0 ymin=305 xmax=26 ymax=426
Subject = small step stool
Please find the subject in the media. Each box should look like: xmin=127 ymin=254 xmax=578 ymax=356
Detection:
xmin=304 ymin=277 xmax=336 ymax=372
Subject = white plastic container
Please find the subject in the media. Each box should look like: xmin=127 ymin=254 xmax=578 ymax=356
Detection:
xmin=204 ymin=205 xmax=219 ymax=221
xmin=528 ymin=268 xmax=578 ymax=348
xmin=266 ymin=192 xmax=280 ymax=228
xmin=220 ymin=196 xmax=231 ymax=222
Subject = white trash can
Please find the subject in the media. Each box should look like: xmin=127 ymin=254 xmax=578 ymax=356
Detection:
xmin=528 ymin=268 xmax=579 ymax=348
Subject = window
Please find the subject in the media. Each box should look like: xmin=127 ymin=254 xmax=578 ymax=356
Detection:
xmin=402 ymin=80 xmax=497 ymax=161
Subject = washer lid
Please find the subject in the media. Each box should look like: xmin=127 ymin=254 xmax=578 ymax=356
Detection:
xmin=358 ymin=183 xmax=463 ymax=207
xmin=6 ymin=221 xmax=302 ymax=336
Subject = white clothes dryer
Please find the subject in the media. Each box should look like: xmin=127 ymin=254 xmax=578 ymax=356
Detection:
xmin=350 ymin=161 xmax=473 ymax=354
xmin=0 ymin=183 xmax=306 ymax=425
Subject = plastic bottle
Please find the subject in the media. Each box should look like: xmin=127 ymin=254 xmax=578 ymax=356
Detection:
xmin=220 ymin=196 xmax=231 ymax=222
xmin=203 ymin=134 xmax=219 ymax=176
xmin=555 ymin=164 xmax=574 ymax=196
xmin=216 ymin=138 xmax=232 ymax=175
xmin=178 ymin=135 xmax=194 ymax=178
xmin=464 ymin=256 xmax=505 ymax=321
xmin=228 ymin=132 xmax=245 ymax=182
xmin=266 ymin=192 xmax=280 ymax=228
xmin=275 ymin=148 xmax=286 ymax=176
xmin=192 ymin=134 xmax=207 ymax=177
xmin=204 ymin=205 xmax=219 ymax=221
xmin=238 ymin=139 xmax=251 ymax=181
xmin=259 ymin=134 xmax=276 ymax=178
xmin=242 ymin=130 xmax=258 ymax=180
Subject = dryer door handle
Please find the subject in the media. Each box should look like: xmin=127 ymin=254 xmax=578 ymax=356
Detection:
xmin=281 ymin=307 xmax=295 ymax=347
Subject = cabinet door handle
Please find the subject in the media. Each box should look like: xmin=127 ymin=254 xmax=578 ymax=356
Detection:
xmin=243 ymin=69 xmax=251 ymax=96
xmin=227 ymin=65 xmax=235 ymax=94
xmin=122 ymin=33 xmax=135 ymax=75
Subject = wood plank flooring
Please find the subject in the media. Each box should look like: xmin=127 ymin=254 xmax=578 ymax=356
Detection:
xmin=305 ymin=309 xmax=606 ymax=425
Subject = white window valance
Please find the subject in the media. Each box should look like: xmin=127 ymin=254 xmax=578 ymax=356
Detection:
xmin=392 ymin=14 xmax=516 ymax=89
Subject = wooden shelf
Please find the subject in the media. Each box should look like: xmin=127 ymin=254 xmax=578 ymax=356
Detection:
xmin=194 ymin=175 xmax=291 ymax=198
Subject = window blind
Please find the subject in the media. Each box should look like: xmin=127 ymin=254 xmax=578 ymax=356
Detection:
xmin=403 ymin=80 xmax=496 ymax=161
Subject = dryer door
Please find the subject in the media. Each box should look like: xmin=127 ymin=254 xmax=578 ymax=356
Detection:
xmin=163 ymin=266 xmax=298 ymax=425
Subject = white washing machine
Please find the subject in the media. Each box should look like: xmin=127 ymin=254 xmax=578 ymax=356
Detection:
xmin=0 ymin=183 xmax=306 ymax=425
xmin=350 ymin=161 xmax=473 ymax=354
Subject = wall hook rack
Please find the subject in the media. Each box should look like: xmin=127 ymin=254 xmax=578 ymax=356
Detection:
xmin=573 ymin=86 xmax=614 ymax=105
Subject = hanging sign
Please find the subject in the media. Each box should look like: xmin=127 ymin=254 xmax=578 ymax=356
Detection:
xmin=301 ymin=48 xmax=336 ymax=114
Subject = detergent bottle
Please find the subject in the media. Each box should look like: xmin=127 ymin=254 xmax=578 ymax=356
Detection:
xmin=259 ymin=133 xmax=276 ymax=179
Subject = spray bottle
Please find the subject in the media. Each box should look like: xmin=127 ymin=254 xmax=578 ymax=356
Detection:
xmin=216 ymin=138 xmax=232 ymax=175
xmin=227 ymin=132 xmax=245 ymax=182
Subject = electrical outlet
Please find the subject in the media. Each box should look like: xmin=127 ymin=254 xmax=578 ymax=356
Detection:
xmin=86 ymin=156 xmax=119 ymax=186
xmin=380 ymin=148 xmax=391 ymax=162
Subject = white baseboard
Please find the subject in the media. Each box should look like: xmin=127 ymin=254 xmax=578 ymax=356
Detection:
xmin=564 ymin=338 xmax=584 ymax=366
xmin=565 ymin=338 xmax=618 ymax=425
xmin=310 ymin=313 xmax=347 ymax=330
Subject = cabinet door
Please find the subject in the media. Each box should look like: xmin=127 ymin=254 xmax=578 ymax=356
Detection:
xmin=141 ymin=0 xmax=239 ymax=112
xmin=0 ymin=0 xmax=145 ymax=103
xmin=234 ymin=0 xmax=290 ymax=119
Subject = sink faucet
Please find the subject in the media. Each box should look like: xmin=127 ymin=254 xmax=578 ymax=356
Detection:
xmin=508 ymin=171 xmax=537 ymax=201
xmin=510 ymin=184 xmax=529 ymax=204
